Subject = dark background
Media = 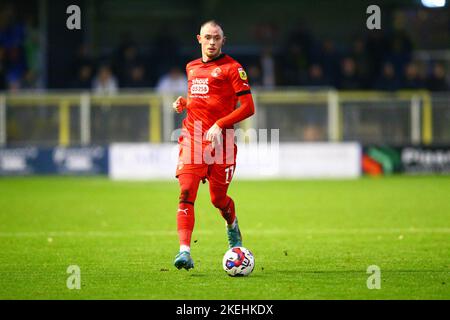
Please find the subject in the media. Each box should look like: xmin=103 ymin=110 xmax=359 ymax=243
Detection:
xmin=0 ymin=0 xmax=449 ymax=90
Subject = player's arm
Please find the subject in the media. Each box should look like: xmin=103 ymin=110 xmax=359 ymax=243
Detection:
xmin=206 ymin=64 xmax=255 ymax=145
xmin=206 ymin=94 xmax=254 ymax=145
xmin=217 ymin=64 xmax=255 ymax=127
xmin=215 ymin=93 xmax=255 ymax=128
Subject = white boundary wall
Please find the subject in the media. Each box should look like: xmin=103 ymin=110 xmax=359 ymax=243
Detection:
xmin=109 ymin=143 xmax=361 ymax=180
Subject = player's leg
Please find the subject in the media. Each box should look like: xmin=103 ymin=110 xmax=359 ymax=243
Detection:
xmin=174 ymin=173 xmax=201 ymax=270
xmin=208 ymin=163 xmax=242 ymax=248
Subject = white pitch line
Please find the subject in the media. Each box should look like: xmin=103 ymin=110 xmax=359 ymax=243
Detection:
xmin=0 ymin=228 xmax=449 ymax=238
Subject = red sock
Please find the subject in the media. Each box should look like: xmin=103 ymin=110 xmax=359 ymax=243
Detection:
xmin=177 ymin=174 xmax=201 ymax=248
xmin=177 ymin=202 xmax=195 ymax=247
xmin=220 ymin=197 xmax=236 ymax=226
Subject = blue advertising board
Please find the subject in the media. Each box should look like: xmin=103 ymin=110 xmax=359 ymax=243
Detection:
xmin=0 ymin=146 xmax=108 ymax=176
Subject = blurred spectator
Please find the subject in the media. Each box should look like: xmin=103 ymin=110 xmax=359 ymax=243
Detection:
xmin=287 ymin=22 xmax=313 ymax=61
xmin=116 ymin=43 xmax=143 ymax=85
xmin=337 ymin=57 xmax=360 ymax=90
xmin=281 ymin=43 xmax=308 ymax=85
xmin=0 ymin=4 xmax=40 ymax=91
xmin=0 ymin=6 xmax=445 ymax=94
xmin=373 ymin=62 xmax=400 ymax=91
xmin=303 ymin=124 xmax=325 ymax=141
xmin=402 ymin=63 xmax=425 ymax=89
xmin=92 ymin=65 xmax=118 ymax=95
xmin=247 ymin=65 xmax=262 ymax=87
xmin=6 ymin=72 xmax=21 ymax=92
xmin=115 ymin=32 xmax=135 ymax=62
xmin=124 ymin=64 xmax=150 ymax=88
xmin=72 ymin=64 xmax=93 ymax=89
xmin=426 ymin=63 xmax=448 ymax=92
xmin=21 ymin=70 xmax=38 ymax=90
xmin=385 ymin=32 xmax=413 ymax=77
xmin=306 ymin=64 xmax=330 ymax=87
xmin=156 ymin=67 xmax=187 ymax=94
xmin=260 ymin=46 xmax=276 ymax=88
xmin=0 ymin=4 xmax=25 ymax=49
xmin=7 ymin=46 xmax=27 ymax=83
xmin=365 ymin=31 xmax=388 ymax=82
xmin=72 ymin=44 xmax=94 ymax=76
xmin=317 ymin=39 xmax=339 ymax=86
xmin=351 ymin=38 xmax=370 ymax=88
xmin=152 ymin=28 xmax=181 ymax=79
xmin=23 ymin=14 xmax=40 ymax=87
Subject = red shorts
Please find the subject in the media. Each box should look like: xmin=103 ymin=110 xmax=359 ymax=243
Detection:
xmin=176 ymin=137 xmax=237 ymax=186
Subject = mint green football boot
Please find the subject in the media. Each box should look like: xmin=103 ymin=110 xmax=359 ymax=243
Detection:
xmin=227 ymin=217 xmax=243 ymax=248
xmin=174 ymin=251 xmax=194 ymax=270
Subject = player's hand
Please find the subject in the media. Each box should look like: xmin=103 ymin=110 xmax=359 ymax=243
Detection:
xmin=173 ymin=96 xmax=187 ymax=113
xmin=206 ymin=123 xmax=222 ymax=149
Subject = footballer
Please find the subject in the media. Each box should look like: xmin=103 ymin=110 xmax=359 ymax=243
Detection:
xmin=172 ymin=20 xmax=255 ymax=270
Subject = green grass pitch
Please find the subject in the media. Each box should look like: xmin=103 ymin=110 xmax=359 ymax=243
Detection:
xmin=0 ymin=176 xmax=449 ymax=299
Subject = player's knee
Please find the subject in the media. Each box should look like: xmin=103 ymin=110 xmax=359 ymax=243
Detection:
xmin=178 ymin=174 xmax=201 ymax=203
xmin=179 ymin=188 xmax=191 ymax=202
xmin=211 ymin=193 xmax=227 ymax=209
xmin=179 ymin=183 xmax=198 ymax=203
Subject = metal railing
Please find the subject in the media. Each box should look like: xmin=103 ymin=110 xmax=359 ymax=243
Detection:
xmin=0 ymin=89 xmax=446 ymax=146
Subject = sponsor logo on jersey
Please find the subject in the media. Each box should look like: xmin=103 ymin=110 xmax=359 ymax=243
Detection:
xmin=191 ymin=78 xmax=209 ymax=94
xmin=238 ymin=67 xmax=247 ymax=80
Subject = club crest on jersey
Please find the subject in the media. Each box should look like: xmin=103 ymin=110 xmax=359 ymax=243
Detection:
xmin=191 ymin=78 xmax=209 ymax=94
xmin=238 ymin=67 xmax=247 ymax=80
xmin=211 ymin=67 xmax=222 ymax=77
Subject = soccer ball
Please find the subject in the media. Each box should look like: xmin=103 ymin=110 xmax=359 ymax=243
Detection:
xmin=222 ymin=247 xmax=255 ymax=277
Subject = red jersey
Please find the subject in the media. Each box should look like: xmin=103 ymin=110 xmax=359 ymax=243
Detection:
xmin=183 ymin=54 xmax=252 ymax=136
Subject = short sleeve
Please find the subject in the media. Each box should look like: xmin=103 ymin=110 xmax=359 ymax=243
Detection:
xmin=228 ymin=63 xmax=252 ymax=96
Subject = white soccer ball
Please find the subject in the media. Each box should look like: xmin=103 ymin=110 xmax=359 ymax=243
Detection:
xmin=222 ymin=246 xmax=255 ymax=276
